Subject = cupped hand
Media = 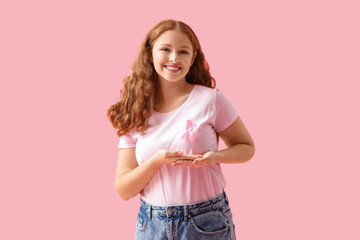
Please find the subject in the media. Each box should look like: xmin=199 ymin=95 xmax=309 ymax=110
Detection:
xmin=173 ymin=151 xmax=218 ymax=167
xmin=151 ymin=149 xmax=202 ymax=167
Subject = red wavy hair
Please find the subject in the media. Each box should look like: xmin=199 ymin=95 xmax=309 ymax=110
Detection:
xmin=107 ymin=19 xmax=216 ymax=137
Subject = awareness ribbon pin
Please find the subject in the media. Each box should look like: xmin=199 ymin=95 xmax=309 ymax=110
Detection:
xmin=181 ymin=120 xmax=196 ymax=143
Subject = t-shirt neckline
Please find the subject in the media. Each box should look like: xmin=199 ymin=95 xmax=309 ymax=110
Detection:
xmin=153 ymin=84 xmax=197 ymax=116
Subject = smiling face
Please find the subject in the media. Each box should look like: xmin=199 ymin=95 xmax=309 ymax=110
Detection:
xmin=151 ymin=30 xmax=197 ymax=84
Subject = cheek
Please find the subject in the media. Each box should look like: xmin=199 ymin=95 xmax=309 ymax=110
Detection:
xmin=154 ymin=54 xmax=166 ymax=65
xmin=153 ymin=63 xmax=163 ymax=74
xmin=184 ymin=56 xmax=194 ymax=65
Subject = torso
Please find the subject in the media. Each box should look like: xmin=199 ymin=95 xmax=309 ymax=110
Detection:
xmin=119 ymin=84 xmax=239 ymax=206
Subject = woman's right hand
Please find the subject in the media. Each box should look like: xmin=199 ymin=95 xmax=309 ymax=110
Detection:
xmin=150 ymin=149 xmax=202 ymax=167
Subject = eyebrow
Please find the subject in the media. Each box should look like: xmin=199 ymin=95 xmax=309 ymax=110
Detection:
xmin=158 ymin=44 xmax=192 ymax=50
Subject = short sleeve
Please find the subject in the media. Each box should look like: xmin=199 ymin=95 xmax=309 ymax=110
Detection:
xmin=118 ymin=130 xmax=137 ymax=149
xmin=214 ymin=89 xmax=239 ymax=132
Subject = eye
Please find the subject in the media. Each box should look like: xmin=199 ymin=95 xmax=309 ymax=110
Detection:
xmin=180 ymin=50 xmax=189 ymax=54
xmin=160 ymin=48 xmax=169 ymax=51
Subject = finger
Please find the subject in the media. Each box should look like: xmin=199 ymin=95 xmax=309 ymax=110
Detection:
xmin=193 ymin=158 xmax=209 ymax=166
xmin=166 ymin=157 xmax=193 ymax=166
xmin=175 ymin=158 xmax=207 ymax=167
xmin=165 ymin=151 xmax=183 ymax=157
xmin=193 ymin=157 xmax=203 ymax=164
xmin=175 ymin=159 xmax=194 ymax=164
xmin=173 ymin=161 xmax=195 ymax=167
xmin=179 ymin=154 xmax=203 ymax=159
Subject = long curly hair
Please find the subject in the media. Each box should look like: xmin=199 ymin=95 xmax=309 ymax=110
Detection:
xmin=107 ymin=19 xmax=216 ymax=137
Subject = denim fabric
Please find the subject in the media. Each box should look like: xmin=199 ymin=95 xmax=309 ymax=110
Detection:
xmin=135 ymin=191 xmax=236 ymax=240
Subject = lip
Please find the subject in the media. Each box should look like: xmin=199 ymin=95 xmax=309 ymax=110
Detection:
xmin=164 ymin=64 xmax=182 ymax=73
xmin=164 ymin=64 xmax=182 ymax=68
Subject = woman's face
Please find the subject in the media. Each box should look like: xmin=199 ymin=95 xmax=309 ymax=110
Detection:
xmin=151 ymin=30 xmax=197 ymax=84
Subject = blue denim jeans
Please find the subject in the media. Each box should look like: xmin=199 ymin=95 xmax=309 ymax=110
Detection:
xmin=135 ymin=191 xmax=236 ymax=240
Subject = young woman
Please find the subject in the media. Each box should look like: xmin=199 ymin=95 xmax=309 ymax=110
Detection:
xmin=108 ymin=19 xmax=255 ymax=240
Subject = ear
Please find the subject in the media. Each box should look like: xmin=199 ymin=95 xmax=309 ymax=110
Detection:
xmin=149 ymin=56 xmax=153 ymax=63
xmin=191 ymin=51 xmax=197 ymax=66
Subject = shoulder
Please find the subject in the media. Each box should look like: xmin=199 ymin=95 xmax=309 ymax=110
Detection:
xmin=193 ymin=84 xmax=228 ymax=103
xmin=118 ymin=128 xmax=138 ymax=148
xmin=194 ymin=84 xmax=216 ymax=93
xmin=192 ymin=84 xmax=217 ymax=101
xmin=122 ymin=127 xmax=142 ymax=140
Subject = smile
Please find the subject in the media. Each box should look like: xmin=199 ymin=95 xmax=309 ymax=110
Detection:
xmin=164 ymin=65 xmax=181 ymax=71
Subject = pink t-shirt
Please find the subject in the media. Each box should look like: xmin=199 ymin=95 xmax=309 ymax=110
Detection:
xmin=118 ymin=84 xmax=238 ymax=206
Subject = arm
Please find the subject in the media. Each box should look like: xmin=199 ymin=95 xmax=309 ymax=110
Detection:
xmin=214 ymin=116 xmax=255 ymax=164
xmin=114 ymin=148 xmax=159 ymax=201
xmin=114 ymin=148 xmax=200 ymax=200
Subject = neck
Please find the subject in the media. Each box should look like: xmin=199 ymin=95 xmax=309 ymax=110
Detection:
xmin=155 ymin=79 xmax=193 ymax=106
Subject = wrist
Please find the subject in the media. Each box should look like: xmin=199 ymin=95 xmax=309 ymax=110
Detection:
xmin=148 ymin=155 xmax=164 ymax=169
xmin=212 ymin=151 xmax=222 ymax=164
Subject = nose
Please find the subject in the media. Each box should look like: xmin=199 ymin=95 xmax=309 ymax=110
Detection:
xmin=169 ymin=51 xmax=179 ymax=62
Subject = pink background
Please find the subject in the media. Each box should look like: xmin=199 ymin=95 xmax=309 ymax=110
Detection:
xmin=1 ymin=0 xmax=359 ymax=239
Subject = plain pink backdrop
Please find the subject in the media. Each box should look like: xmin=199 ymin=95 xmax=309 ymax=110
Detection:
xmin=1 ymin=0 xmax=359 ymax=239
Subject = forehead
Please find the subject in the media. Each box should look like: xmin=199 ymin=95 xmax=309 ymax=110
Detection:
xmin=153 ymin=30 xmax=193 ymax=49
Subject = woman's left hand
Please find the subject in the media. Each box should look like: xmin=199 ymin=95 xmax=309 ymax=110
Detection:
xmin=173 ymin=151 xmax=218 ymax=167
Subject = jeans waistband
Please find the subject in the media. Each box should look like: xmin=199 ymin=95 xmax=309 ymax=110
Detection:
xmin=140 ymin=191 xmax=229 ymax=221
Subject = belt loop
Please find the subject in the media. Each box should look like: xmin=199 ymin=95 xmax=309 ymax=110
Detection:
xmin=184 ymin=205 xmax=189 ymax=222
xmin=147 ymin=204 xmax=152 ymax=220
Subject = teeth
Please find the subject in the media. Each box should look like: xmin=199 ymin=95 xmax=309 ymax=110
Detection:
xmin=166 ymin=66 xmax=180 ymax=70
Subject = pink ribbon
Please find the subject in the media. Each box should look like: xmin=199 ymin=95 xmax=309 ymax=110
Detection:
xmin=181 ymin=120 xmax=196 ymax=143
